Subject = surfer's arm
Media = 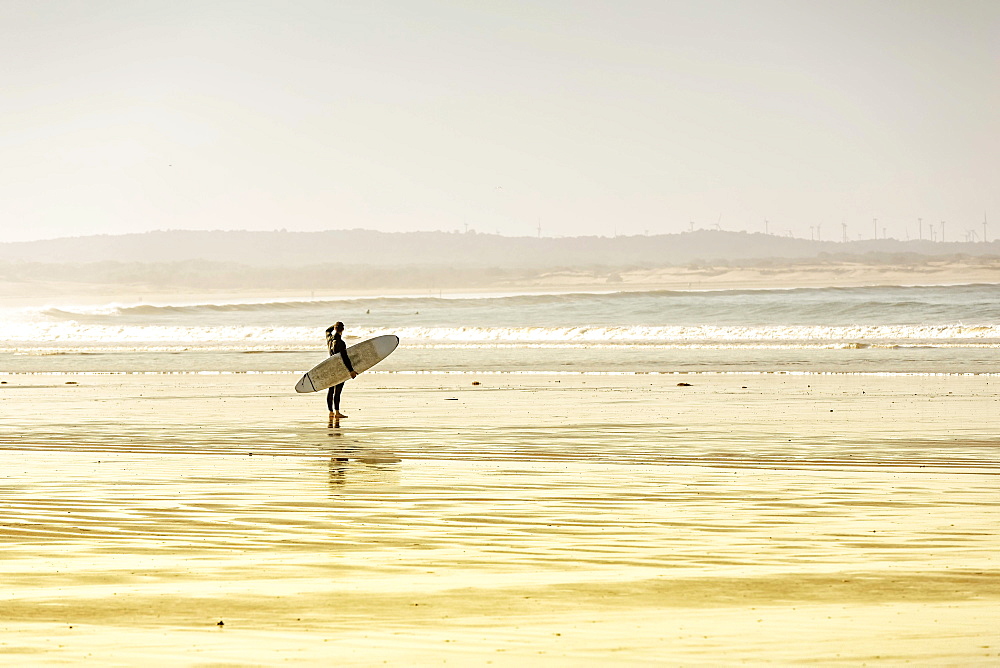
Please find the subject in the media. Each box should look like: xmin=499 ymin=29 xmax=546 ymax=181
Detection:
xmin=335 ymin=340 xmax=356 ymax=374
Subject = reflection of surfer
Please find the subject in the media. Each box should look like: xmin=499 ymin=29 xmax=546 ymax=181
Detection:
xmin=325 ymin=322 xmax=357 ymax=419
xmin=329 ymin=457 xmax=349 ymax=487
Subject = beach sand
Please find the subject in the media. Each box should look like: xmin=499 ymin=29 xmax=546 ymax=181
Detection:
xmin=1 ymin=372 xmax=998 ymax=664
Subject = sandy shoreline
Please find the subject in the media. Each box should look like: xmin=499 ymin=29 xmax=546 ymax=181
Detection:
xmin=1 ymin=372 xmax=998 ymax=663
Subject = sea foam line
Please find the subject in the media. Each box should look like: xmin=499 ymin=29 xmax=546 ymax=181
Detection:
xmin=2 ymin=323 xmax=999 ymax=345
xmin=4 ymin=370 xmax=999 ymax=378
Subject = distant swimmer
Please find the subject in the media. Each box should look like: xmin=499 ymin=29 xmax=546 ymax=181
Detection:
xmin=325 ymin=321 xmax=357 ymax=419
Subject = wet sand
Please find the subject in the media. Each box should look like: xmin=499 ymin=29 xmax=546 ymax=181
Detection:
xmin=1 ymin=372 xmax=998 ymax=664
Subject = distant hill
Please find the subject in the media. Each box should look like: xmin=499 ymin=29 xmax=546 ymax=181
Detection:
xmin=1 ymin=229 xmax=997 ymax=267
xmin=1 ymin=230 xmax=998 ymax=295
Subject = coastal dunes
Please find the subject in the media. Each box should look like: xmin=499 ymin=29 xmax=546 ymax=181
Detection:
xmin=1 ymin=372 xmax=998 ymax=663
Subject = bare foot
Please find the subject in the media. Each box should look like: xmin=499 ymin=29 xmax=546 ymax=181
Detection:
xmin=334 ymin=412 xmax=349 ymax=419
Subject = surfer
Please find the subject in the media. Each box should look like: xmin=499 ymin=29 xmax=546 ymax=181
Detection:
xmin=325 ymin=322 xmax=357 ymax=419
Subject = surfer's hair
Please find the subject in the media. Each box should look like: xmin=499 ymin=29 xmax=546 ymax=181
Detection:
xmin=327 ymin=322 xmax=345 ymax=334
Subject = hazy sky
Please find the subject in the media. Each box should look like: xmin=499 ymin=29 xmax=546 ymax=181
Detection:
xmin=1 ymin=0 xmax=997 ymax=243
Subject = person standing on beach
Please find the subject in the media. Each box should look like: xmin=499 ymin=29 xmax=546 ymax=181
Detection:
xmin=325 ymin=322 xmax=357 ymax=419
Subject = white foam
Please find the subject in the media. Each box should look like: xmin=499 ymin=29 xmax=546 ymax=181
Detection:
xmin=1 ymin=322 xmax=998 ymax=350
xmin=388 ymin=324 xmax=999 ymax=343
xmin=4 ymin=369 xmax=999 ymax=378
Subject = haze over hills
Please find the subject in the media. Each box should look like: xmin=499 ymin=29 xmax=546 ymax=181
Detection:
xmin=1 ymin=230 xmax=998 ymax=295
xmin=1 ymin=229 xmax=998 ymax=266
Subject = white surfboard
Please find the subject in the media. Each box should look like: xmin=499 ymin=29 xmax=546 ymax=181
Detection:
xmin=294 ymin=334 xmax=399 ymax=393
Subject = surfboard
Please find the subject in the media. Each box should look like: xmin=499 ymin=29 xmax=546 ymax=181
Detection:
xmin=294 ymin=334 xmax=399 ymax=393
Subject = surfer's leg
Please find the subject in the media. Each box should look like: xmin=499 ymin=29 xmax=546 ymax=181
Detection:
xmin=326 ymin=386 xmax=335 ymax=413
xmin=333 ymin=382 xmax=347 ymax=417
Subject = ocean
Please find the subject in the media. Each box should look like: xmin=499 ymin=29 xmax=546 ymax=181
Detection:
xmin=3 ymin=283 xmax=999 ymax=377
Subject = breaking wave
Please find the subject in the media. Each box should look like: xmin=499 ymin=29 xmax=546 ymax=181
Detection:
xmin=2 ymin=323 xmax=998 ymax=351
xmin=28 ymin=283 xmax=1000 ymax=324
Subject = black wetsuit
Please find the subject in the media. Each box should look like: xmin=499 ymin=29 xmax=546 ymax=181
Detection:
xmin=325 ymin=330 xmax=355 ymax=412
